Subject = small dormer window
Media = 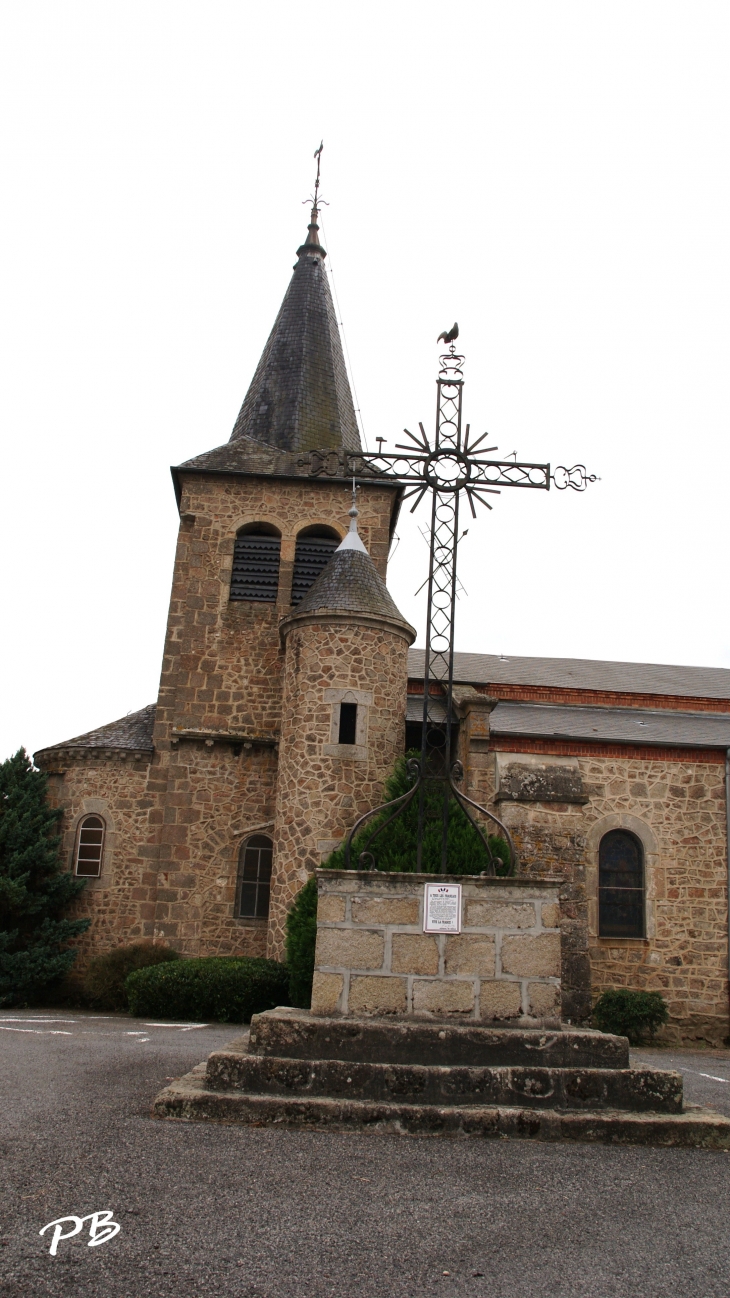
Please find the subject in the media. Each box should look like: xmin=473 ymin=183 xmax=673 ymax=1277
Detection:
xmin=230 ymin=525 xmax=281 ymax=602
xmin=291 ymin=527 xmax=340 ymax=604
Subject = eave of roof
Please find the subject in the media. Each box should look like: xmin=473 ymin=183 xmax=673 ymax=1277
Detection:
xmin=489 ymin=701 xmax=730 ymax=749
xmin=34 ymin=704 xmax=156 ymax=758
xmin=407 ymin=649 xmax=730 ymax=702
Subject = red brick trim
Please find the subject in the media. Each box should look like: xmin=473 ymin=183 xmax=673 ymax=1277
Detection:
xmin=489 ymin=737 xmax=726 ymax=764
xmin=472 ymin=683 xmax=730 ymax=714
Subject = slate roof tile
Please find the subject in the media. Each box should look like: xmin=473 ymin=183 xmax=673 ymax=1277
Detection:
xmin=294 ymin=546 xmax=413 ymax=632
xmin=407 ymin=650 xmax=730 ymax=701
xmin=36 ymin=704 xmax=156 ymax=754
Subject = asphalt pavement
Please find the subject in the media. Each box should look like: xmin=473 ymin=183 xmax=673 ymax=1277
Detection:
xmin=2 ymin=1009 xmax=730 ymax=1298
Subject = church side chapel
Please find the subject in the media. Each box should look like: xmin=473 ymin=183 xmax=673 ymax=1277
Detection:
xmin=35 ymin=172 xmax=730 ymax=1052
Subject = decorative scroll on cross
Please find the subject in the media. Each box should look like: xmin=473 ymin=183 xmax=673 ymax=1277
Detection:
xmin=343 ymin=342 xmax=595 ymax=876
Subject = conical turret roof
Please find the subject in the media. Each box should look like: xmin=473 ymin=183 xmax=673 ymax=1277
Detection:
xmin=289 ymin=513 xmax=415 ymax=640
xmin=229 ymin=210 xmax=361 ymax=454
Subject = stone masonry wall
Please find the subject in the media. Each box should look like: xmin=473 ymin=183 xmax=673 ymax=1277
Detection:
xmin=311 ymin=870 xmax=562 ymax=1022
xmin=151 ymin=471 xmax=400 ymax=956
xmin=150 ymin=740 xmax=279 ymax=957
xmin=156 ymin=474 xmax=397 ymax=746
xmin=472 ymin=745 xmax=729 ymax=1044
xmin=43 ymin=754 xmax=156 ymax=971
xmin=268 ymin=620 xmax=411 ymax=960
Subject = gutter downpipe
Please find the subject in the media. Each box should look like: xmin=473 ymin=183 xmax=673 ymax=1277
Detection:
xmin=726 ymin=749 xmax=730 ymax=1042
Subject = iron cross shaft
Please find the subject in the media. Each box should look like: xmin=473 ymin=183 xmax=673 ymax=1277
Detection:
xmin=344 ymin=344 xmax=595 ymax=876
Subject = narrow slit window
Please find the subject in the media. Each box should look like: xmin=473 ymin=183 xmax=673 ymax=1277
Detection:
xmin=230 ymin=529 xmax=281 ymax=602
xmin=75 ymin=815 xmax=105 ymax=877
xmin=598 ymin=829 xmax=644 ymax=938
xmin=338 ymin=702 xmax=358 ymax=745
xmin=236 ymin=834 xmax=273 ymax=920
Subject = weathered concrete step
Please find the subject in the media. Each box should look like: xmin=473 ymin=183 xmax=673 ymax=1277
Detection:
xmin=153 ymin=1067 xmax=730 ymax=1149
xmin=249 ymin=1008 xmax=630 ymax=1069
xmin=205 ymin=1051 xmax=682 ymax=1113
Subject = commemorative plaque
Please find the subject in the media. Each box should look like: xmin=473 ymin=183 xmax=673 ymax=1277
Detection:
xmin=423 ymin=882 xmax=462 ymax=934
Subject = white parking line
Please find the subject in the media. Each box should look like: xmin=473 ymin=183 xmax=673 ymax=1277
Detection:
xmin=143 ymin=1022 xmax=208 ymax=1030
xmin=669 ymin=1064 xmax=730 ymax=1084
xmin=0 ymin=1027 xmax=73 ymax=1035
xmin=0 ymin=1017 xmax=78 ymax=1024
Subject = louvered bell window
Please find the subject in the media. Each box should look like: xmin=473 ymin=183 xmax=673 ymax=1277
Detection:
xmin=230 ymin=530 xmax=281 ymax=602
xmin=291 ymin=533 xmax=339 ymax=604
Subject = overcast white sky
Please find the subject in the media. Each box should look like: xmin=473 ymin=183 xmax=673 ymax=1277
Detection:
xmin=1 ymin=1 xmax=729 ymax=761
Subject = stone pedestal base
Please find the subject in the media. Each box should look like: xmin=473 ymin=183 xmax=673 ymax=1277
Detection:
xmin=312 ymin=870 xmax=566 ymax=1023
xmin=153 ymin=1007 xmax=730 ymax=1149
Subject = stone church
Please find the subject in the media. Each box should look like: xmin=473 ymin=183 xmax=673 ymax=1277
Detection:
xmin=35 ymin=197 xmax=730 ymax=1046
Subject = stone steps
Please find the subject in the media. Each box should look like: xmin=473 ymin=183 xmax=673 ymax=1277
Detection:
xmin=151 ymin=1008 xmax=730 ymax=1148
xmin=205 ymin=1051 xmax=683 ymax=1113
xmin=247 ymin=1007 xmax=630 ymax=1069
xmin=153 ymin=1065 xmax=730 ymax=1149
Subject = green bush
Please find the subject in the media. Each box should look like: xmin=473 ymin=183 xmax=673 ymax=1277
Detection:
xmin=323 ymin=752 xmax=512 ymax=876
xmin=125 ymin=956 xmax=289 ymax=1023
xmin=286 ymin=875 xmax=318 ymax=1009
xmin=0 ymin=748 xmax=90 ymax=1006
xmin=282 ymin=753 xmax=513 ymax=1012
xmin=592 ymin=989 xmax=669 ymax=1044
xmin=83 ymin=942 xmax=180 ymax=1011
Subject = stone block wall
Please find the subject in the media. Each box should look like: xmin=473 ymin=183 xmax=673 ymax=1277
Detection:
xmin=311 ymin=870 xmax=563 ymax=1022
xmin=268 ymin=618 xmax=411 ymax=960
xmin=151 ymin=470 xmax=400 ymax=958
xmin=157 ymin=473 xmax=398 ymax=748
xmin=43 ymin=753 xmax=157 ymax=970
xmin=467 ymin=742 xmax=729 ymax=1044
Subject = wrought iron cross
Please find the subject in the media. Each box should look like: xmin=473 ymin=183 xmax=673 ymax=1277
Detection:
xmin=343 ymin=343 xmax=595 ymax=875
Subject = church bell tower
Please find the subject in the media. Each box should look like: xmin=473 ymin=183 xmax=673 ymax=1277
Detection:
xmin=150 ymin=178 xmax=410 ymax=960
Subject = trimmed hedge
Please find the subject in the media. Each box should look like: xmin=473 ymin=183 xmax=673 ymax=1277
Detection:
xmin=83 ymin=942 xmax=180 ymax=1011
xmin=593 ymin=989 xmax=669 ymax=1044
xmin=286 ymin=875 xmax=318 ymax=1009
xmin=125 ymin=956 xmax=289 ymax=1023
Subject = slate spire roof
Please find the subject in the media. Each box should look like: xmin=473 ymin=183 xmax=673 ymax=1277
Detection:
xmin=228 ymin=203 xmax=361 ymax=455
xmin=292 ymin=508 xmax=415 ymax=637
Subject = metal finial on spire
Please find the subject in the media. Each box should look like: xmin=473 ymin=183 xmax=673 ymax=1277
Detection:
xmin=337 ymin=476 xmax=367 ymax=553
xmin=313 ymin=140 xmax=323 ymax=218
xmin=303 ymin=140 xmax=328 ymax=224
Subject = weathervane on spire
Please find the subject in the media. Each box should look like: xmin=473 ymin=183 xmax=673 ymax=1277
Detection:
xmin=304 ymin=140 xmax=328 ymax=223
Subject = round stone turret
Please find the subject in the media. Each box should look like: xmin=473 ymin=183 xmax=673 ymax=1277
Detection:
xmin=267 ymin=513 xmax=416 ymax=958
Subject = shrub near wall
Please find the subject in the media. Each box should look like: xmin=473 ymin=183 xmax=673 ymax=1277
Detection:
xmin=593 ymin=989 xmax=669 ymax=1045
xmin=83 ymin=943 xmax=180 ymax=1011
xmin=126 ymin=957 xmax=289 ymax=1023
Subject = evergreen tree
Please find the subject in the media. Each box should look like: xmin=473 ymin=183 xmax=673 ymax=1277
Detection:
xmin=0 ymin=749 xmax=90 ymax=1005
xmin=322 ymin=752 xmax=512 ymax=875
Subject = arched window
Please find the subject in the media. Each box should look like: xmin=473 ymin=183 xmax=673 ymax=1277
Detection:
xmin=599 ymin=829 xmax=644 ymax=938
xmin=291 ymin=526 xmax=340 ymax=604
xmin=230 ymin=525 xmax=281 ymax=602
xmin=75 ymin=815 xmax=105 ymax=877
xmin=236 ymin=834 xmax=273 ymax=920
